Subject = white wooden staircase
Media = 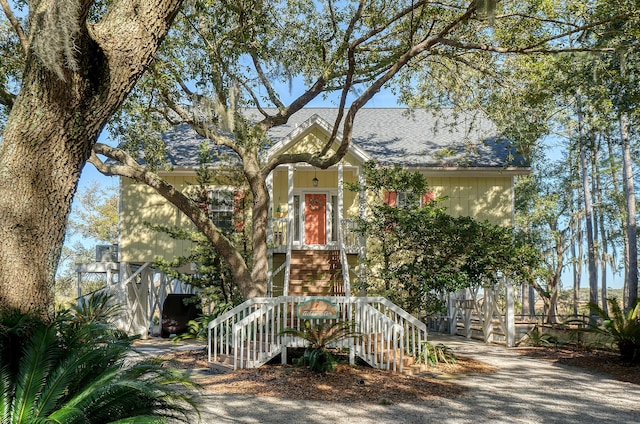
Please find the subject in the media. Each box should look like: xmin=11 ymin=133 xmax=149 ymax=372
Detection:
xmin=208 ymin=296 xmax=428 ymax=373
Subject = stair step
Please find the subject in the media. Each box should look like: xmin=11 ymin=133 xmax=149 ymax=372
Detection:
xmin=402 ymin=363 xmax=431 ymax=376
xmin=288 ymin=270 xmax=341 ymax=277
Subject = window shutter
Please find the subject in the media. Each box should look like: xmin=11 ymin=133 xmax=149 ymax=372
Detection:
xmin=422 ymin=191 xmax=435 ymax=204
xmin=384 ymin=191 xmax=397 ymax=207
xmin=233 ymin=190 xmax=245 ymax=231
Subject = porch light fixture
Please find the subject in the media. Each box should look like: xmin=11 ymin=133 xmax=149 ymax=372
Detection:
xmin=312 ymin=168 xmax=318 ymax=187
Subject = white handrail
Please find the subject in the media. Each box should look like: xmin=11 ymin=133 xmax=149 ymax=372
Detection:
xmin=357 ymin=303 xmax=405 ymax=372
xmin=207 ymin=297 xmax=271 ymax=362
xmin=208 ymin=296 xmax=428 ymax=371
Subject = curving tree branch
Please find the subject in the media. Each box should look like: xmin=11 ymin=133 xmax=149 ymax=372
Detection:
xmin=0 ymin=0 xmax=28 ymax=55
xmin=0 ymin=86 xmax=15 ymax=109
xmin=89 ymin=143 xmax=256 ymax=298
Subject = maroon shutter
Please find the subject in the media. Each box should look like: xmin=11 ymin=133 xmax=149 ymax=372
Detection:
xmin=233 ymin=190 xmax=245 ymax=231
xmin=422 ymin=191 xmax=435 ymax=204
xmin=384 ymin=191 xmax=397 ymax=207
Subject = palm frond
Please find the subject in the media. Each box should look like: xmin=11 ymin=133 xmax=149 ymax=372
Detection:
xmin=0 ymin=364 xmax=14 ymax=424
xmin=12 ymin=324 xmax=60 ymax=422
xmin=34 ymin=341 xmax=121 ymax=419
xmin=281 ymin=320 xmax=361 ymax=350
xmin=1 ymin=302 xmax=199 ymax=424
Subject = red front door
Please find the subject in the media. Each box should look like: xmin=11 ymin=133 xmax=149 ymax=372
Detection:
xmin=304 ymin=193 xmax=326 ymax=244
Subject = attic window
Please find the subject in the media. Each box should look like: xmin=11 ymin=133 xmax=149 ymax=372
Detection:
xmin=207 ymin=189 xmax=234 ymax=231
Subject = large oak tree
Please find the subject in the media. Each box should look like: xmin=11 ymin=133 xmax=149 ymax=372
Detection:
xmin=0 ymin=0 xmax=184 ymax=317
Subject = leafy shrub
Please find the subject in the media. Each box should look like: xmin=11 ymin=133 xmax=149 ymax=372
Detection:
xmin=172 ymin=313 xmax=215 ymax=342
xmin=294 ymin=347 xmax=338 ymax=372
xmin=587 ymin=298 xmax=640 ymax=362
xmin=517 ymin=326 xmax=558 ymax=347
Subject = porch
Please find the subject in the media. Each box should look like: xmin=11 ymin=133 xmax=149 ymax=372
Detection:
xmin=266 ymin=163 xmax=367 ymax=298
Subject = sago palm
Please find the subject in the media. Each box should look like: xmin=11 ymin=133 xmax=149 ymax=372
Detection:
xmin=0 ymin=303 xmax=199 ymax=423
xmin=586 ymin=298 xmax=640 ymax=363
xmin=281 ymin=320 xmax=361 ymax=372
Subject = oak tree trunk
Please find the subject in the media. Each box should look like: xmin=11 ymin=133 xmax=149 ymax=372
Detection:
xmin=0 ymin=0 xmax=183 ymax=318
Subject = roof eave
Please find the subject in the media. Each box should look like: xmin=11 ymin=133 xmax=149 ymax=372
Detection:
xmin=413 ymin=166 xmax=531 ymax=177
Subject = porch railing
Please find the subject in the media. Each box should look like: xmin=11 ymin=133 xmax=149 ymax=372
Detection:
xmin=207 ymin=296 xmax=427 ymax=372
xmin=341 ymin=218 xmax=360 ymax=251
xmin=269 ymin=217 xmax=360 ymax=250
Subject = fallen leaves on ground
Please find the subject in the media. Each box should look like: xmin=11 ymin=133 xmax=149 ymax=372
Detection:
xmin=162 ymin=348 xmax=494 ymax=403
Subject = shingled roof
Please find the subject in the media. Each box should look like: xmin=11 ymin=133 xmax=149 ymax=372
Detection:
xmin=160 ymin=108 xmax=528 ymax=169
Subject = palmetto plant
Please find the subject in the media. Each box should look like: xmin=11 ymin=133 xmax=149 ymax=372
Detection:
xmin=0 ymin=297 xmax=198 ymax=423
xmin=66 ymin=289 xmax=122 ymax=326
xmin=583 ymin=298 xmax=640 ymax=363
xmin=281 ymin=320 xmax=361 ymax=372
xmin=171 ymin=313 xmax=216 ymax=343
xmin=517 ymin=326 xmax=558 ymax=348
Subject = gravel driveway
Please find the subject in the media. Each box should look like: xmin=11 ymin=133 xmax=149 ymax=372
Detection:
xmin=193 ymin=334 xmax=640 ymax=423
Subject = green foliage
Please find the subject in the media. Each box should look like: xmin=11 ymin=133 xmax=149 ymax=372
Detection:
xmin=294 ymin=348 xmax=338 ymax=373
xmin=417 ymin=342 xmax=457 ymax=367
xmin=0 ymin=293 xmax=198 ymax=423
xmin=517 ymin=326 xmax=558 ymax=347
xmin=282 ymin=319 xmax=361 ymax=351
xmin=351 ymin=163 xmax=542 ymax=313
xmin=170 ymin=318 xmax=207 ymax=343
xmin=578 ymin=298 xmax=640 ymax=362
xmin=281 ymin=320 xmax=361 ymax=372
xmin=424 ymin=295 xmax=448 ymax=317
xmin=64 ymin=289 xmax=121 ymax=326
xmin=68 ymin=182 xmax=119 ymax=243
xmin=171 ymin=309 xmax=232 ymax=343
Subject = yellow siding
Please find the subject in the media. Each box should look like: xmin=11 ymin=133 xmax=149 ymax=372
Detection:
xmin=121 ymin=172 xmax=512 ymax=262
xmin=426 ymin=176 xmax=513 ymax=226
xmin=120 ymin=176 xmax=199 ymax=263
xmin=281 ymin=127 xmax=359 ymax=165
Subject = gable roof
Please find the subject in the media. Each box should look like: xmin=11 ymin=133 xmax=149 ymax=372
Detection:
xmin=160 ymin=108 xmax=528 ymax=169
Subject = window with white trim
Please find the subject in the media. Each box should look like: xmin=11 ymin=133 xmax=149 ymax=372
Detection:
xmin=207 ymin=189 xmax=235 ymax=231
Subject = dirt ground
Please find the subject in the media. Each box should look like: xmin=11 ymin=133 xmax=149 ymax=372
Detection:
xmin=511 ymin=345 xmax=640 ymax=385
xmin=155 ymin=341 xmax=640 ymax=405
xmin=162 ymin=349 xmax=493 ymax=403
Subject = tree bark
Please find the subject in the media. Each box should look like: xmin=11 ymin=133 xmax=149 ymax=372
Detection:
xmin=569 ymin=146 xmax=581 ymax=315
xmin=606 ymin=132 xmax=629 ymax=306
xmin=244 ymin=151 xmax=269 ymax=298
xmin=592 ymin=143 xmax=608 ymax=315
xmin=575 ymin=93 xmax=598 ymax=314
xmin=0 ymin=0 xmax=183 ymax=318
xmin=620 ymin=113 xmax=638 ymax=310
